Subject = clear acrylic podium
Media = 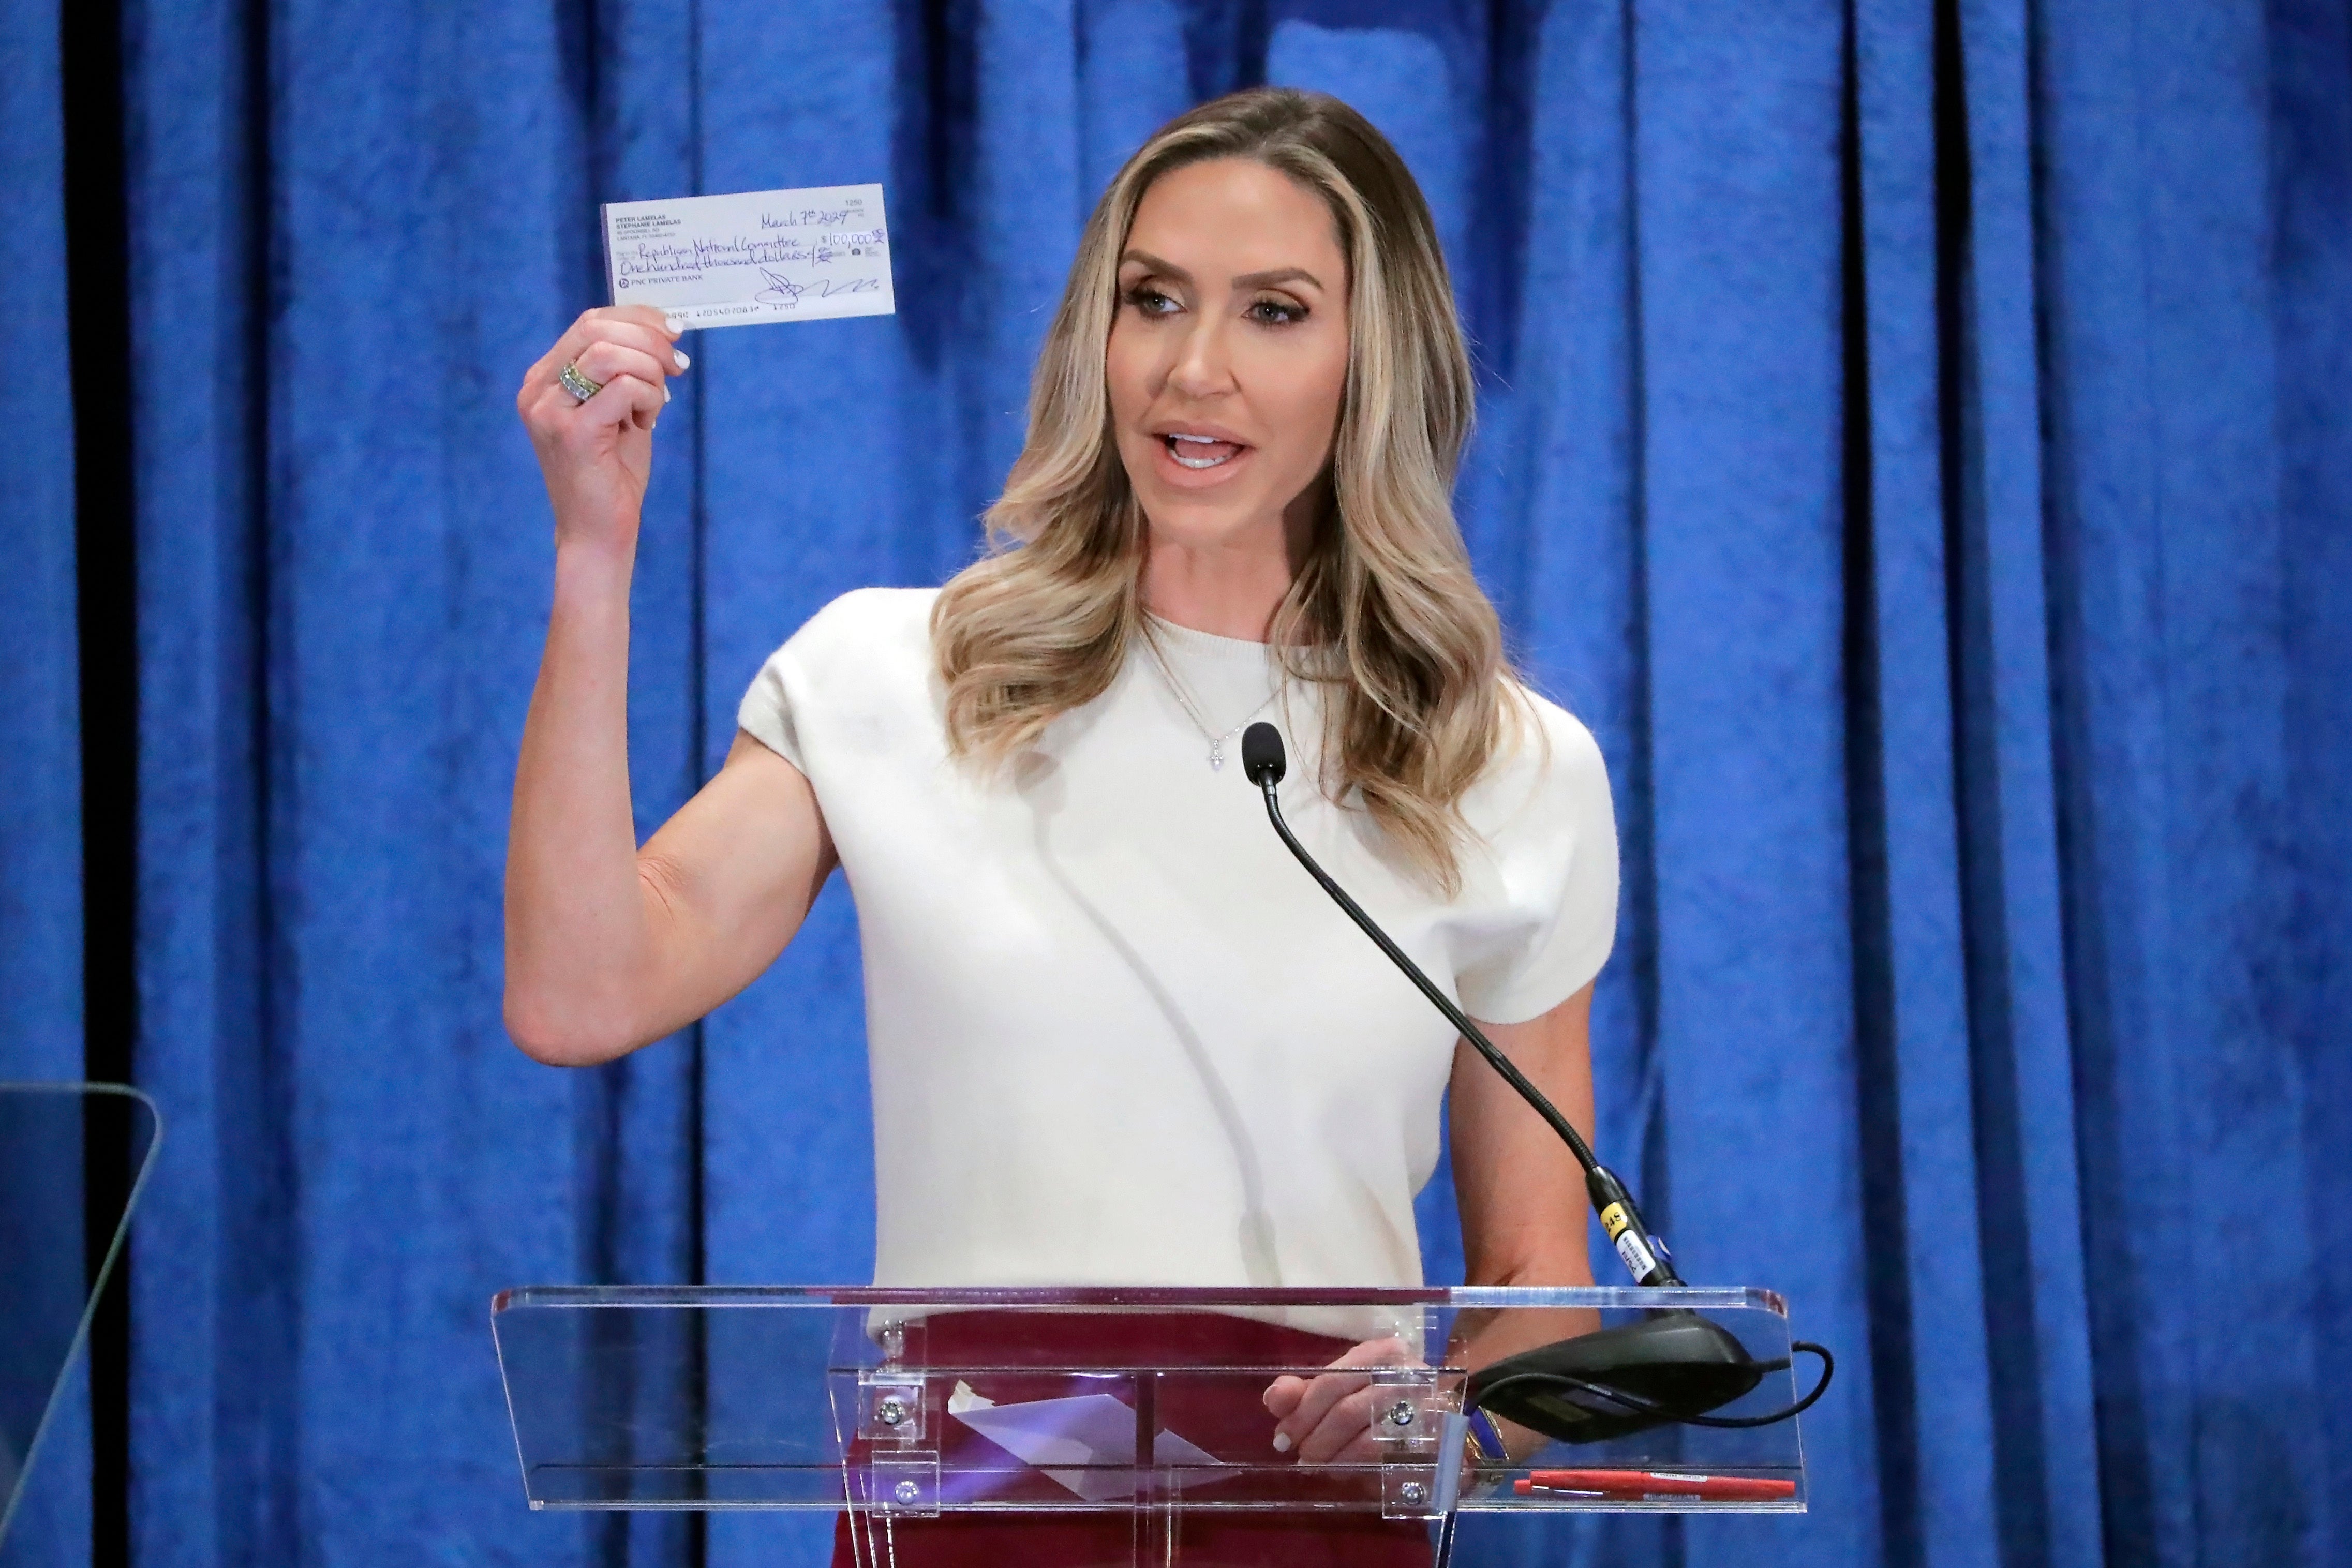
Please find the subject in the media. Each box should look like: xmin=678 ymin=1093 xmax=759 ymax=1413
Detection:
xmin=1 ymin=1083 xmax=161 ymax=1547
xmin=493 ymin=1283 xmax=1810 ymax=1563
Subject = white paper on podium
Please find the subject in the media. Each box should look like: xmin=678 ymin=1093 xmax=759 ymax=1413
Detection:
xmin=947 ymin=1382 xmax=1226 ymax=1501
xmin=600 ymin=184 xmax=895 ymax=328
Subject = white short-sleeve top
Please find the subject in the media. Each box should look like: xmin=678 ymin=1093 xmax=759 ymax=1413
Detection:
xmin=737 ymin=587 xmax=1618 ymax=1294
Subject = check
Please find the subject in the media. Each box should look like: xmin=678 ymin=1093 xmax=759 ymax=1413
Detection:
xmin=601 ymin=184 xmax=895 ymax=328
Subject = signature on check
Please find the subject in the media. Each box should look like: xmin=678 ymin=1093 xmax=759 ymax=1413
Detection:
xmin=754 ymin=266 xmax=886 ymax=309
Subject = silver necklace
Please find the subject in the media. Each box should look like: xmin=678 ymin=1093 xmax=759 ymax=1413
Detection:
xmin=1141 ymin=632 xmax=1281 ymax=772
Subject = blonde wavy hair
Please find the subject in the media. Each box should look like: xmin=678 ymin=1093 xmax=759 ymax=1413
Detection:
xmin=932 ymin=86 xmax=1519 ymax=895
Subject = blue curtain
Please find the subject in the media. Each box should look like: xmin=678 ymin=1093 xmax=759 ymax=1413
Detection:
xmin=3 ymin=0 xmax=2346 ymax=1564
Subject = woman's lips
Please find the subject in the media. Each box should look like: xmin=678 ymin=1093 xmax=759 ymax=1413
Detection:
xmin=1162 ymin=432 xmax=1242 ymax=470
xmin=1152 ymin=432 xmax=1251 ymax=482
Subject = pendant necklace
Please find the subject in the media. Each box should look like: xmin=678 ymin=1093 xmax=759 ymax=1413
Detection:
xmin=1141 ymin=631 xmax=1282 ymax=772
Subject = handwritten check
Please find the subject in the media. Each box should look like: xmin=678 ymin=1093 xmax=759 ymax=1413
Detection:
xmin=601 ymin=184 xmax=895 ymax=328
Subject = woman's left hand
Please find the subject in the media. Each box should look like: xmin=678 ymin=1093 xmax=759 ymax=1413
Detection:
xmin=1260 ymin=1336 xmax=1420 ymax=1464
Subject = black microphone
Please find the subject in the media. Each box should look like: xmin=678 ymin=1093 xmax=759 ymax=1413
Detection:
xmin=1239 ymin=722 xmax=1830 ymax=1444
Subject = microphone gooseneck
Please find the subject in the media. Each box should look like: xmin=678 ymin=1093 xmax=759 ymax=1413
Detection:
xmin=1240 ymin=723 xmax=1677 ymax=1287
xmin=1239 ymin=721 xmax=1833 ymax=1444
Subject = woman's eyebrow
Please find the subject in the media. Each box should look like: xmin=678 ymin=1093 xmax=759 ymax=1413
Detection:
xmin=1117 ymin=252 xmax=1323 ymax=294
xmin=1120 ymin=249 xmax=1189 ymax=281
xmin=1232 ymin=266 xmax=1322 ymax=291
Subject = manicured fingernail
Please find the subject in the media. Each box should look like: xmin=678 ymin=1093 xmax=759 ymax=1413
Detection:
xmin=663 ymin=316 xmax=686 ymax=334
xmin=1271 ymin=1432 xmax=1292 ymax=1453
xmin=673 ymin=349 xmax=691 ymax=370
xmin=663 ymin=386 xmax=672 ymax=403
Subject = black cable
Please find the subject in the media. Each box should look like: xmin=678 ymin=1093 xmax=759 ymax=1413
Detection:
xmin=1471 ymin=1340 xmax=1835 ymax=1431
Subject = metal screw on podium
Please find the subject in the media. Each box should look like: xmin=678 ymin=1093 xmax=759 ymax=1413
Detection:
xmin=1386 ymin=1400 xmax=1416 ymax=1428
xmin=1400 ymin=1482 xmax=1428 ymax=1506
xmin=876 ymin=1395 xmax=910 ymax=1427
xmin=894 ymin=1479 xmax=921 ymax=1504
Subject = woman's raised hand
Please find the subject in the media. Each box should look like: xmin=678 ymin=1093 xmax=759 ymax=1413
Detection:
xmin=516 ymin=304 xmax=690 ymax=554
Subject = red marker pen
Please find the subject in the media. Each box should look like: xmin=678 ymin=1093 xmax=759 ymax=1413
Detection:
xmin=1514 ymin=1470 xmax=1797 ymax=1502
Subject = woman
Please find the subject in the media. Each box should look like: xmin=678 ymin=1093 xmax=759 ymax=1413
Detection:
xmin=507 ymin=88 xmax=1617 ymax=1563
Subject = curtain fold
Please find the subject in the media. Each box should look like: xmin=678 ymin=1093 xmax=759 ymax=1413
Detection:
xmin=2275 ymin=5 xmax=2352 ymax=1563
xmin=1 ymin=0 xmax=93 ymax=1561
xmin=0 ymin=0 xmax=2338 ymax=1564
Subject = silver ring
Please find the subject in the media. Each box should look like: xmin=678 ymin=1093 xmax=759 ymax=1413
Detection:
xmin=557 ymin=360 xmax=603 ymax=402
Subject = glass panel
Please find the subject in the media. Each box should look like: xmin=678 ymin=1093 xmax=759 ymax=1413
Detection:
xmin=0 ymin=1083 xmax=162 ymax=1546
xmin=493 ymin=1283 xmax=1812 ymax=1544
